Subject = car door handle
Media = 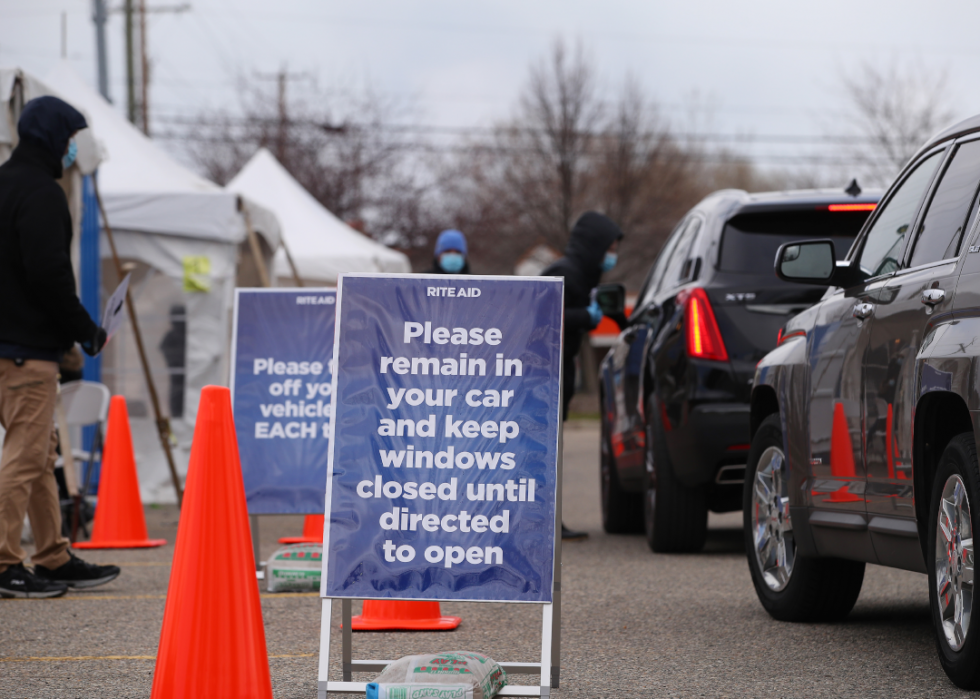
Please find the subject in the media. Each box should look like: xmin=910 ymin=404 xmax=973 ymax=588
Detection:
xmin=852 ymin=303 xmax=874 ymax=320
xmin=921 ymin=288 xmax=946 ymax=306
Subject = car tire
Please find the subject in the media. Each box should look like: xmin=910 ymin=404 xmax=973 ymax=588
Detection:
xmin=928 ymin=432 xmax=980 ymax=690
xmin=744 ymin=413 xmax=865 ymax=622
xmin=600 ymin=415 xmax=643 ymax=534
xmin=644 ymin=396 xmax=707 ymax=553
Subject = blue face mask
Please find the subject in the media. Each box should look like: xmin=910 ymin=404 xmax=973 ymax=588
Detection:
xmin=439 ymin=252 xmax=465 ymax=274
xmin=601 ymin=252 xmax=618 ymax=273
xmin=62 ymin=139 xmax=77 ymax=170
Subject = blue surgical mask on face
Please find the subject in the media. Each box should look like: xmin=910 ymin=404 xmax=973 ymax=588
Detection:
xmin=602 ymin=252 xmax=618 ymax=273
xmin=439 ymin=252 xmax=465 ymax=274
xmin=62 ymin=139 xmax=78 ymax=170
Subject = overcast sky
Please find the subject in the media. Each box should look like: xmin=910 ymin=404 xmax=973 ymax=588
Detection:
xmin=4 ymin=0 xmax=980 ymax=175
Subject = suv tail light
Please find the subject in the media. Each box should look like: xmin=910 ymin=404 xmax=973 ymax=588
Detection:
xmin=677 ymin=288 xmax=728 ymax=361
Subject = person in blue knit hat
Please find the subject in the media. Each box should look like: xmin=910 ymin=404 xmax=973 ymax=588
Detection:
xmin=428 ymin=229 xmax=470 ymax=274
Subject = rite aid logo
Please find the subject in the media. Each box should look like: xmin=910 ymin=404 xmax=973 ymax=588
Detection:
xmin=296 ymin=296 xmax=335 ymax=305
xmin=427 ymin=287 xmax=481 ymax=298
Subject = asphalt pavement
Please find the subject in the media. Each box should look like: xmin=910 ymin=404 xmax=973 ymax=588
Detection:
xmin=0 ymin=420 xmax=970 ymax=698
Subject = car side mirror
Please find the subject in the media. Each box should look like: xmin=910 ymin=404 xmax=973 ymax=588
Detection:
xmin=775 ymin=240 xmax=865 ymax=288
xmin=594 ymin=283 xmax=626 ymax=316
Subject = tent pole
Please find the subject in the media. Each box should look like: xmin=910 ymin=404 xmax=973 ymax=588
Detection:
xmin=92 ymin=177 xmax=184 ymax=507
xmin=241 ymin=206 xmax=271 ymax=288
xmin=281 ymin=238 xmax=304 ymax=287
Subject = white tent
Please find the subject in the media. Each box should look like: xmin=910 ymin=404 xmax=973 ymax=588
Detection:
xmin=226 ymin=148 xmax=410 ymax=285
xmin=43 ymin=63 xmax=283 ymax=503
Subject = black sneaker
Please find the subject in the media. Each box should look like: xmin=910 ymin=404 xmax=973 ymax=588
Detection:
xmin=0 ymin=563 xmax=68 ymax=598
xmin=34 ymin=552 xmax=120 ymax=589
xmin=561 ymin=524 xmax=589 ymax=541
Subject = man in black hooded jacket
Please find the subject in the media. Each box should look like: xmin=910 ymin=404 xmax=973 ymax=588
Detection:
xmin=542 ymin=211 xmax=623 ymax=540
xmin=0 ymin=96 xmax=118 ymax=598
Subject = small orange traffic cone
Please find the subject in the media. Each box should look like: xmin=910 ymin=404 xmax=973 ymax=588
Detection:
xmin=826 ymin=402 xmax=863 ymax=504
xmin=351 ymin=600 xmax=461 ymax=631
xmin=74 ymin=396 xmax=165 ymax=549
xmin=150 ymin=386 xmax=273 ymax=699
xmin=278 ymin=514 xmax=323 ymax=544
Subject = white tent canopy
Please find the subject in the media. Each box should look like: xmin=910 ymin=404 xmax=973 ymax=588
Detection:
xmin=226 ymin=148 xmax=410 ymax=285
xmin=42 ymin=63 xmax=283 ymax=503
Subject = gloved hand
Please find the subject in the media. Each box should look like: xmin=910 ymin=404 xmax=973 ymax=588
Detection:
xmin=81 ymin=327 xmax=108 ymax=357
xmin=586 ymin=300 xmax=603 ymax=328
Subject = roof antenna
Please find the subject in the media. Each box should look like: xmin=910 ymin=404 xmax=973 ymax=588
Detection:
xmin=845 ymin=178 xmax=862 ymax=197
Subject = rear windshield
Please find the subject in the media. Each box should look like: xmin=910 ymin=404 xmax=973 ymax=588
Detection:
xmin=719 ymin=209 xmax=872 ymax=274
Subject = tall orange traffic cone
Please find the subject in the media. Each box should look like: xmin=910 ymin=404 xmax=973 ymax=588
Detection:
xmin=151 ymin=386 xmax=273 ymax=699
xmin=278 ymin=514 xmax=324 ymax=544
xmin=351 ymin=600 xmax=461 ymax=631
xmin=826 ymin=402 xmax=863 ymax=503
xmin=74 ymin=396 xmax=166 ymax=549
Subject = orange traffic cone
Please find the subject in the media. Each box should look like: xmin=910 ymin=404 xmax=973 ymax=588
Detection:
xmin=150 ymin=386 xmax=273 ymax=699
xmin=278 ymin=514 xmax=324 ymax=544
xmin=826 ymin=402 xmax=863 ymax=503
xmin=74 ymin=396 xmax=165 ymax=549
xmin=351 ymin=600 xmax=461 ymax=631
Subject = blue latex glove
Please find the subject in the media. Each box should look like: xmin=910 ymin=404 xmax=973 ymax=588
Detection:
xmin=587 ymin=300 xmax=603 ymax=328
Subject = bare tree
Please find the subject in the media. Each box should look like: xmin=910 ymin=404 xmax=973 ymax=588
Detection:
xmin=840 ymin=60 xmax=957 ymax=185
xmin=498 ymin=38 xmax=604 ymax=250
xmin=187 ymin=80 xmax=433 ymax=248
xmin=588 ymin=77 xmax=702 ymax=284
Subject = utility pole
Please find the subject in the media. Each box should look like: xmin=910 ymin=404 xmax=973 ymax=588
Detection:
xmin=115 ymin=2 xmax=190 ymax=134
xmin=139 ymin=0 xmax=150 ymax=135
xmin=125 ymin=0 xmax=136 ymax=125
xmin=92 ymin=0 xmax=110 ymax=100
xmin=255 ymin=66 xmax=310 ymax=163
xmin=61 ymin=11 xmax=67 ymax=59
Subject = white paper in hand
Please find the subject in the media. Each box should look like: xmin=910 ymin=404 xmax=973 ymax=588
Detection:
xmin=102 ymin=273 xmax=131 ymax=342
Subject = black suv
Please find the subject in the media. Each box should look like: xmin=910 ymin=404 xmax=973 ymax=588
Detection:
xmin=748 ymin=115 xmax=980 ymax=689
xmin=598 ymin=186 xmax=879 ymax=552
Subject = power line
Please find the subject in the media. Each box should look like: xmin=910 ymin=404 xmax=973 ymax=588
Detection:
xmin=148 ymin=113 xmax=883 ymax=146
xmin=149 ymin=129 xmax=893 ymax=166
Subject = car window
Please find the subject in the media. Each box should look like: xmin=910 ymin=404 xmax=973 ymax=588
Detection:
xmin=719 ymin=209 xmax=870 ymax=276
xmin=638 ymin=218 xmax=686 ymax=308
xmin=858 ymin=150 xmax=943 ymax=278
xmin=909 ymin=140 xmax=980 ymax=267
xmin=657 ymin=217 xmax=702 ymax=294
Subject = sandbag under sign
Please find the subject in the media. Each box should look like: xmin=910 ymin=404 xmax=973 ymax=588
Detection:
xmin=265 ymin=542 xmax=322 ymax=592
xmin=367 ymin=651 xmax=507 ymax=699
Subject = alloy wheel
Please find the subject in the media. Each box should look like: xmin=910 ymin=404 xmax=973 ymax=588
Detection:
xmin=936 ymin=474 xmax=975 ymax=652
xmin=751 ymin=446 xmax=795 ymax=591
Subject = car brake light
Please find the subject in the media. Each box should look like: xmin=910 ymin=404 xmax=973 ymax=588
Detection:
xmin=678 ymin=288 xmax=728 ymax=361
xmin=827 ymin=203 xmax=876 ymax=212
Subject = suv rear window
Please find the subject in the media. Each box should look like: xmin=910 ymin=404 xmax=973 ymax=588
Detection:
xmin=719 ymin=209 xmax=872 ymax=274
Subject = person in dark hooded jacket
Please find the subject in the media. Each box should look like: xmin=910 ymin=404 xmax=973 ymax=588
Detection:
xmin=0 ymin=96 xmax=118 ymax=598
xmin=542 ymin=211 xmax=623 ymax=540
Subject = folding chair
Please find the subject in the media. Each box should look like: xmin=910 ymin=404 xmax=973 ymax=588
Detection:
xmin=55 ymin=381 xmax=111 ymax=541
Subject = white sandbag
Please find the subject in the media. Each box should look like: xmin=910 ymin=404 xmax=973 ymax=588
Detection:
xmin=366 ymin=651 xmax=507 ymax=699
xmin=265 ymin=542 xmax=322 ymax=592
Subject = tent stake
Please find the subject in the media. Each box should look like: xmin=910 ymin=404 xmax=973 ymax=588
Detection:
xmin=92 ymin=176 xmax=183 ymax=507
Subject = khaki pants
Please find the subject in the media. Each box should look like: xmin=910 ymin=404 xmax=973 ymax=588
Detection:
xmin=0 ymin=359 xmax=70 ymax=574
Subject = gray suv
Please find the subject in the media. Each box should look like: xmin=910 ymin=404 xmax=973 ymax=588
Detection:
xmin=747 ymin=114 xmax=980 ymax=689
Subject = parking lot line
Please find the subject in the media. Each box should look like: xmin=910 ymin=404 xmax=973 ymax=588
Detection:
xmin=2 ymin=591 xmax=319 ymax=602
xmin=0 ymin=653 xmax=316 ymax=663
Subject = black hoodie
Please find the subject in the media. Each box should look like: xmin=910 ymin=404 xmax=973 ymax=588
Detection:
xmin=542 ymin=211 xmax=623 ymax=346
xmin=0 ymin=96 xmax=99 ymax=358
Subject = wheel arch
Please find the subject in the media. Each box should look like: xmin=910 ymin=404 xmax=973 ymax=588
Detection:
xmin=913 ymin=390 xmax=974 ymax=560
xmin=750 ymin=384 xmax=780 ymax=442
